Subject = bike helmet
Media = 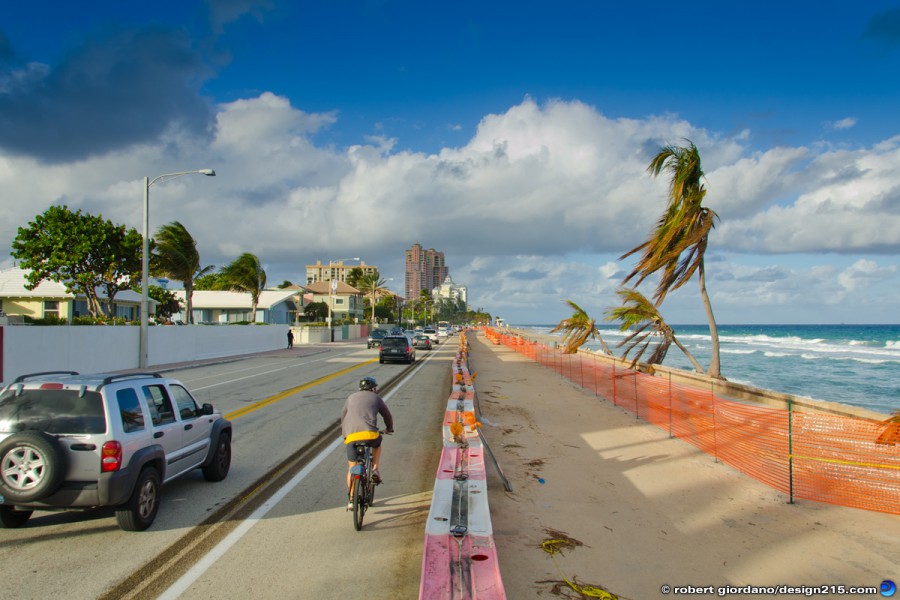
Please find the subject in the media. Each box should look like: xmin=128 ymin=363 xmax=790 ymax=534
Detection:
xmin=359 ymin=376 xmax=378 ymax=391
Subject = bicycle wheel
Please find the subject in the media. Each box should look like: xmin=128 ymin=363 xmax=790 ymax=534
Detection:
xmin=365 ymin=449 xmax=376 ymax=505
xmin=352 ymin=472 xmax=367 ymax=531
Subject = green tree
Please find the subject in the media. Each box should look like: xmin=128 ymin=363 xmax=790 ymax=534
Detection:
xmin=277 ymin=280 xmax=294 ymax=288
xmin=194 ymin=272 xmax=226 ymax=290
xmin=357 ymin=271 xmax=389 ymax=322
xmin=148 ymin=285 xmax=183 ymax=322
xmin=345 ymin=267 xmax=364 ymax=289
xmin=12 ymin=205 xmax=142 ymax=318
xmin=606 ymin=288 xmax=704 ymax=372
xmin=620 ymin=140 xmax=722 ymax=378
xmin=304 ymin=301 xmax=328 ymax=321
xmin=219 ymin=253 xmax=267 ymax=322
xmin=551 ymin=300 xmax=611 ymax=354
xmin=150 ymin=221 xmax=211 ymax=324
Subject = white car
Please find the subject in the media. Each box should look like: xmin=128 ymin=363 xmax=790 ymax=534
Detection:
xmin=423 ymin=328 xmax=439 ymax=343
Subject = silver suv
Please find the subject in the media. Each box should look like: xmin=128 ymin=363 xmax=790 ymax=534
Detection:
xmin=0 ymin=371 xmax=232 ymax=531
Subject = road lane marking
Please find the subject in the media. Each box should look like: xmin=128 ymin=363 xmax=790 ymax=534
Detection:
xmin=223 ymin=357 xmax=378 ymax=420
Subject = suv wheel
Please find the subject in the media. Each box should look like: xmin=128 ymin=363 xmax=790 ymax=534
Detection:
xmin=0 ymin=431 xmax=67 ymax=503
xmin=115 ymin=466 xmax=160 ymax=531
xmin=202 ymin=431 xmax=232 ymax=482
xmin=0 ymin=505 xmax=34 ymax=528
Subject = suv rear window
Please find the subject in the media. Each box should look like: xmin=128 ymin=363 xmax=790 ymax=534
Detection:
xmin=381 ymin=337 xmax=408 ymax=348
xmin=0 ymin=389 xmax=105 ymax=434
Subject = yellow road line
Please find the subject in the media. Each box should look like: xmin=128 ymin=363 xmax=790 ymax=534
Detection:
xmin=225 ymin=358 xmax=377 ymax=420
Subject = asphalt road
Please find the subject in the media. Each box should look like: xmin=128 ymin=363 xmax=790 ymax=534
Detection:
xmin=0 ymin=339 xmax=454 ymax=600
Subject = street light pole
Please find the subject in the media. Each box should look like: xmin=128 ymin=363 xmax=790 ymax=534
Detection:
xmin=140 ymin=169 xmax=216 ymax=368
xmin=326 ymin=257 xmax=359 ymax=342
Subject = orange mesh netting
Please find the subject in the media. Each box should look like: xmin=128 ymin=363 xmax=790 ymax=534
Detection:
xmin=486 ymin=328 xmax=900 ymax=515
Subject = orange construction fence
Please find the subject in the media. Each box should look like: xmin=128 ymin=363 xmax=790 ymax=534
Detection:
xmin=484 ymin=328 xmax=900 ymax=515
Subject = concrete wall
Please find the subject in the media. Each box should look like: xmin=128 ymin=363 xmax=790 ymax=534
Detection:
xmin=1 ymin=325 xmax=295 ymax=384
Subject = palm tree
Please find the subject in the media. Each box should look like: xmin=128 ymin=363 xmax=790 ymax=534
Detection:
xmin=550 ymin=300 xmax=612 ymax=354
xmin=219 ymin=253 xmax=267 ymax=322
xmin=606 ymin=288 xmax=704 ymax=372
xmin=357 ymin=272 xmax=389 ymax=322
xmin=150 ymin=221 xmax=212 ymax=324
xmin=620 ymin=140 xmax=722 ymax=378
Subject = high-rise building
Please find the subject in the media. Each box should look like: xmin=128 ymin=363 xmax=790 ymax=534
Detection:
xmin=306 ymin=260 xmax=378 ymax=285
xmin=405 ymin=243 xmax=448 ymax=300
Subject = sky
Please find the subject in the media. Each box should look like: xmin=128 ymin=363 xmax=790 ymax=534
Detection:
xmin=2 ymin=1 xmax=900 ymax=325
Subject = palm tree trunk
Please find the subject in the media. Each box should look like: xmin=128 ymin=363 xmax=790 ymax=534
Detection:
xmin=673 ymin=336 xmax=706 ymax=373
xmin=698 ymin=261 xmax=722 ymax=378
xmin=185 ymin=281 xmax=194 ymax=324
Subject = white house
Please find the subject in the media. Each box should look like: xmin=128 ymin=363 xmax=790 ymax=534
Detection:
xmin=172 ymin=289 xmax=301 ymax=325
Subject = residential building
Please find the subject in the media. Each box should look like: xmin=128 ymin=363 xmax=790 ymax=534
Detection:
xmin=405 ymin=243 xmax=448 ymax=301
xmin=432 ymin=275 xmax=468 ymax=307
xmin=306 ymin=260 xmax=378 ymax=285
xmin=0 ymin=267 xmax=151 ymax=322
xmin=303 ymin=280 xmax=364 ymax=322
xmin=172 ymin=289 xmax=301 ymax=325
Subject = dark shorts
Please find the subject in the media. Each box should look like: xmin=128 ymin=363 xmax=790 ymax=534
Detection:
xmin=346 ymin=434 xmax=382 ymax=461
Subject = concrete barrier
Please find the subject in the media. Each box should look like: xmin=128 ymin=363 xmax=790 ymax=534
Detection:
xmin=419 ymin=332 xmax=506 ymax=599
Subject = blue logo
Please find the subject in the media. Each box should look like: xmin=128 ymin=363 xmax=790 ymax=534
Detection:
xmin=881 ymin=580 xmax=897 ymax=598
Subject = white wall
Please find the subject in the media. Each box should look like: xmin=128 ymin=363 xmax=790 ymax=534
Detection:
xmin=0 ymin=325 xmax=290 ymax=385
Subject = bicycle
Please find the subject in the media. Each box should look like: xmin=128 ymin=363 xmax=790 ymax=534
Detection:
xmin=349 ymin=431 xmax=388 ymax=531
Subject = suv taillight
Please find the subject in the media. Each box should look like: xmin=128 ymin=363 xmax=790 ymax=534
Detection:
xmin=101 ymin=441 xmax=123 ymax=472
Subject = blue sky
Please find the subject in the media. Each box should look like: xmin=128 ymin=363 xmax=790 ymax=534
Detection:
xmin=2 ymin=1 xmax=900 ymax=325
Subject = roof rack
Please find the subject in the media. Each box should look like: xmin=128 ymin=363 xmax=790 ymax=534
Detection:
xmin=13 ymin=371 xmax=79 ymax=383
xmin=101 ymin=372 xmax=163 ymax=386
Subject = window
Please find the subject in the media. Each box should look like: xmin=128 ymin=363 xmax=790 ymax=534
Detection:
xmin=43 ymin=300 xmax=60 ymax=319
xmin=0 ymin=389 xmax=104 ymax=434
xmin=142 ymin=385 xmax=176 ymax=426
xmin=116 ymin=388 xmax=145 ymax=433
xmin=169 ymin=384 xmax=199 ymax=420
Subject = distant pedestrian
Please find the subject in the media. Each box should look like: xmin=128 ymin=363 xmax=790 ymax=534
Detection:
xmin=287 ymin=330 xmax=294 ymax=349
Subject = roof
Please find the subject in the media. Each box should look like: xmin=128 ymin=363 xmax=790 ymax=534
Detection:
xmin=173 ymin=289 xmax=300 ymax=310
xmin=304 ymin=281 xmax=361 ymax=294
xmin=0 ymin=267 xmax=148 ymax=304
xmin=0 ymin=267 xmax=72 ymax=299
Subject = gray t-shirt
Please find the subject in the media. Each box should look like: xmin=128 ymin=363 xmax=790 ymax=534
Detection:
xmin=341 ymin=390 xmax=393 ymax=441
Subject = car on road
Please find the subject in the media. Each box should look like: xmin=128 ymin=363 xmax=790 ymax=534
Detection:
xmin=0 ymin=371 xmax=232 ymax=531
xmin=367 ymin=329 xmax=388 ymax=348
xmin=423 ymin=328 xmax=439 ymax=344
xmin=412 ymin=334 xmax=433 ymax=351
xmin=379 ymin=335 xmax=416 ymax=364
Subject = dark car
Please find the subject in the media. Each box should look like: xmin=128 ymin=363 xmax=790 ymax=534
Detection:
xmin=367 ymin=329 xmax=388 ymax=348
xmin=412 ymin=334 xmax=433 ymax=351
xmin=379 ymin=335 xmax=416 ymax=364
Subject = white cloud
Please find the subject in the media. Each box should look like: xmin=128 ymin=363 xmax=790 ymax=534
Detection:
xmin=826 ymin=117 xmax=858 ymax=130
xmin=3 ymin=94 xmax=900 ymax=324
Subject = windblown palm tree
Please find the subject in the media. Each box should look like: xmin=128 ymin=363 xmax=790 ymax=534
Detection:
xmin=620 ymin=140 xmax=722 ymax=378
xmin=219 ymin=253 xmax=267 ymax=322
xmin=357 ymin=272 xmax=389 ymax=322
xmin=606 ymin=288 xmax=704 ymax=372
xmin=150 ymin=221 xmax=212 ymax=324
xmin=551 ymin=300 xmax=612 ymax=354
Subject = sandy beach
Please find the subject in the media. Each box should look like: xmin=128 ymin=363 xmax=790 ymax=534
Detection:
xmin=467 ymin=331 xmax=900 ymax=599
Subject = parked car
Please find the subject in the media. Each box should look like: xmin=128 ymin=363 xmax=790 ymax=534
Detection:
xmin=0 ymin=371 xmax=232 ymax=531
xmin=379 ymin=335 xmax=416 ymax=364
xmin=413 ymin=334 xmax=433 ymax=351
xmin=367 ymin=329 xmax=388 ymax=348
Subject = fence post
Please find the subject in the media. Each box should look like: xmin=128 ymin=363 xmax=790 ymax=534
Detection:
xmin=788 ymin=396 xmax=794 ymax=504
xmin=633 ymin=370 xmax=639 ymax=419
xmin=612 ymin=361 xmax=617 ymax=406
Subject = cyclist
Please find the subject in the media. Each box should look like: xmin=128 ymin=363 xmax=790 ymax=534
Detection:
xmin=341 ymin=376 xmax=394 ymax=509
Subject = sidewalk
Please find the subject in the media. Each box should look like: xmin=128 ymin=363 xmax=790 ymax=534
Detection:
xmin=468 ymin=332 xmax=900 ymax=599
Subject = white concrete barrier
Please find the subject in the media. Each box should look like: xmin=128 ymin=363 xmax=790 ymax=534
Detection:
xmin=419 ymin=332 xmax=506 ymax=599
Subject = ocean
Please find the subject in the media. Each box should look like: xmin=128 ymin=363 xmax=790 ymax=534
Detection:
xmin=514 ymin=323 xmax=900 ymax=416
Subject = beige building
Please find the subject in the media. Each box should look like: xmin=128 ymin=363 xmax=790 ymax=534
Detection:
xmin=304 ymin=280 xmax=365 ymax=322
xmin=305 ymin=260 xmax=379 ymax=285
xmin=0 ymin=267 xmax=149 ymax=322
